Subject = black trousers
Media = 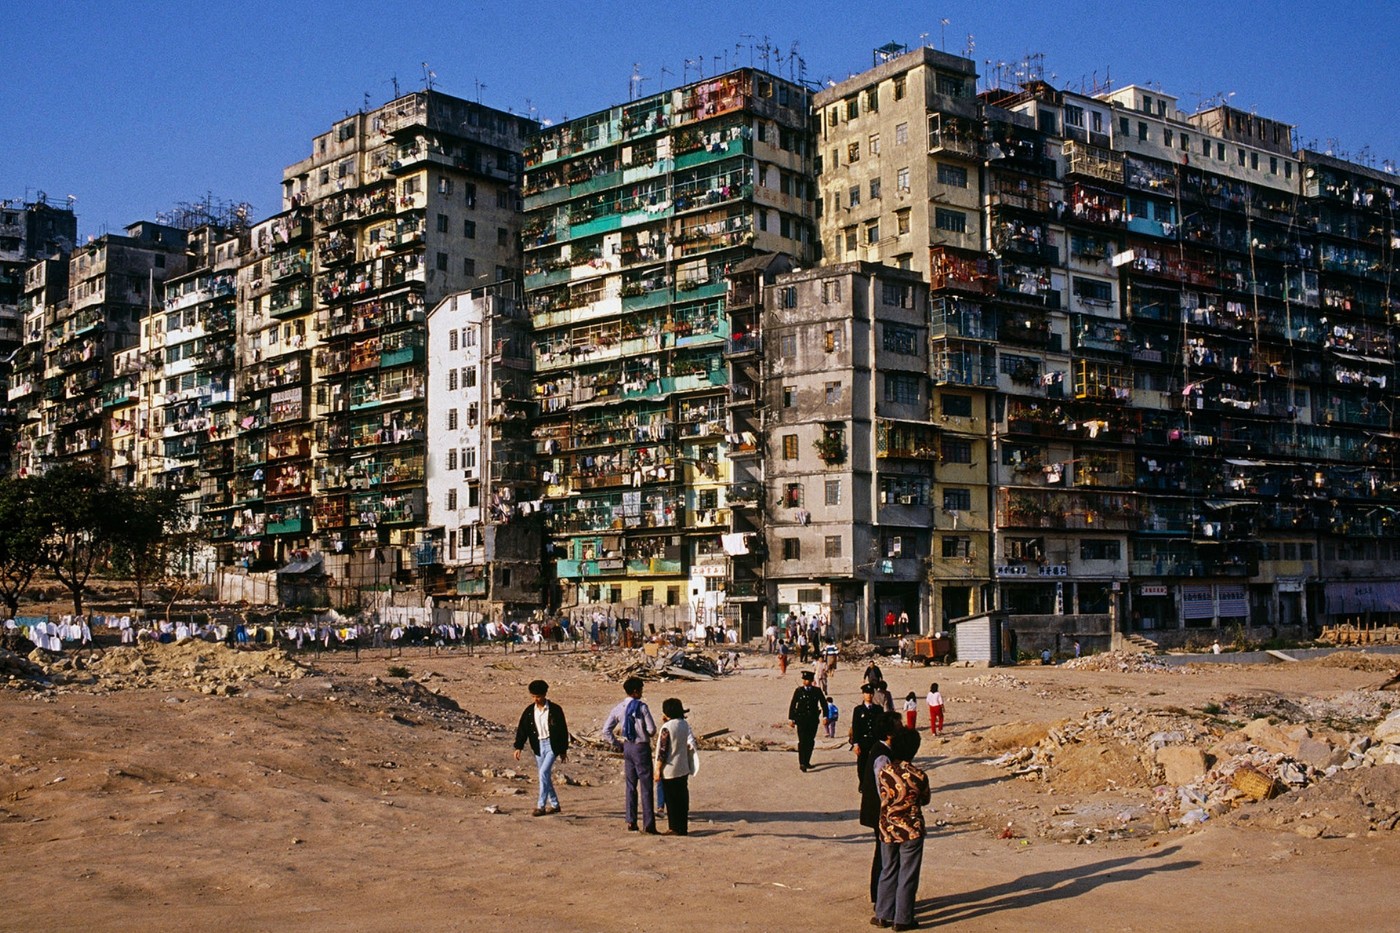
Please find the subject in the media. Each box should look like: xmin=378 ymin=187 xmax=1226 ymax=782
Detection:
xmin=870 ymin=832 xmax=882 ymax=904
xmin=660 ymin=775 xmax=689 ymax=835
xmin=795 ymin=720 xmax=819 ymax=770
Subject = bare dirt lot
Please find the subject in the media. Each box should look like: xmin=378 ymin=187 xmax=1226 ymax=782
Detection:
xmin=3 ymin=640 xmax=1398 ymax=932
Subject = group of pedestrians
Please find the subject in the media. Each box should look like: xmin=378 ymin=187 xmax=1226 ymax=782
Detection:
xmin=512 ymin=675 xmax=699 ymax=837
xmin=510 ymin=648 xmax=943 ymax=927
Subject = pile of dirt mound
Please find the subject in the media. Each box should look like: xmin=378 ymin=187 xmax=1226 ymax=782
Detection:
xmin=1215 ymin=689 xmax=1392 ymax=726
xmin=1224 ymin=762 xmax=1400 ymax=836
xmin=986 ymin=707 xmax=1214 ymax=796
xmin=985 ymin=694 xmax=1399 ymax=832
xmin=1301 ymin=651 xmax=1400 ymax=673
xmin=32 ymin=641 xmax=307 ymax=694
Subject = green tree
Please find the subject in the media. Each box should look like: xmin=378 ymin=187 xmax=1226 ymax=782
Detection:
xmin=0 ymin=476 xmax=46 ymax=617
xmin=35 ymin=464 xmax=123 ymax=616
xmin=109 ymin=485 xmax=191 ymax=609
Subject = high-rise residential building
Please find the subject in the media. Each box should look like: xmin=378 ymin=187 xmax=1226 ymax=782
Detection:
xmin=812 ymin=41 xmax=1400 ymax=648
xmin=425 ymin=284 xmax=540 ymax=616
xmin=522 ymin=69 xmax=815 ymax=635
xmin=204 ymin=91 xmax=534 ymax=577
xmin=0 ymin=197 xmax=77 ymax=475
xmin=0 ymin=198 xmax=77 ymax=352
xmin=815 ymin=45 xmax=995 ymax=632
xmin=43 ymin=222 xmax=189 ymax=473
xmin=762 ymin=262 xmax=930 ymax=638
xmin=10 ymin=252 xmax=70 ymax=477
xmin=143 ymin=222 xmax=243 ymax=576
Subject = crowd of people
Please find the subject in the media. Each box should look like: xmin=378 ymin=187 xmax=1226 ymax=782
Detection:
xmin=510 ymin=642 xmax=946 ymax=928
xmin=1 ymin=609 xmax=743 ymax=660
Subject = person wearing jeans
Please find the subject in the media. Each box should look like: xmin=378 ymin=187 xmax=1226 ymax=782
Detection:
xmin=513 ymin=679 xmax=570 ymax=816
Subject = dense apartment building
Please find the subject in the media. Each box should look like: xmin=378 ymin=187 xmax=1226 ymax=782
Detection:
xmin=195 ymin=90 xmax=535 ymax=581
xmin=1 ymin=198 xmax=77 ymax=475
xmin=762 ymin=262 xmax=931 ymax=638
xmin=7 ymin=46 xmax=1400 ymax=642
xmin=810 ymin=43 xmax=1400 ymax=646
xmin=11 ymin=253 xmax=71 ymax=477
xmin=14 ymin=222 xmax=190 ymax=477
xmin=521 ymin=69 xmax=815 ymax=633
xmin=425 ymin=285 xmax=541 ymax=616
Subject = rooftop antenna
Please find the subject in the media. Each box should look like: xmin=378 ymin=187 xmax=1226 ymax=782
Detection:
xmin=740 ymin=34 xmax=755 ymax=68
xmin=759 ymin=35 xmax=773 ymax=71
xmin=940 ymin=18 xmax=950 ymax=51
xmin=629 ymin=63 xmax=647 ymax=101
xmin=421 ymin=62 xmax=436 ymax=92
xmin=363 ymin=92 xmax=371 ymax=113
xmin=964 ymin=34 xmax=975 ymax=59
xmin=660 ymin=64 xmax=674 ymax=90
xmin=474 ymin=78 xmax=487 ymax=103
xmin=387 ymin=75 xmax=401 ymax=100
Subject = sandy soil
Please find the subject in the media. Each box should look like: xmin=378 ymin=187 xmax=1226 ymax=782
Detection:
xmin=3 ymin=642 xmax=1398 ymax=933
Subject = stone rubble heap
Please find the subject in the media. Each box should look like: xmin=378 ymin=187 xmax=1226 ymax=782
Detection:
xmin=1062 ymin=651 xmax=1179 ymax=673
xmin=569 ymin=645 xmax=738 ymax=682
xmin=1 ymin=641 xmax=305 ymax=694
xmin=0 ymin=647 xmax=50 ymax=687
xmin=960 ymin=672 xmax=1031 ymax=690
xmin=986 ymin=699 xmax=1400 ymax=831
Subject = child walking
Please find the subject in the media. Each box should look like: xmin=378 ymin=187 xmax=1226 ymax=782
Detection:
xmin=902 ymin=691 xmax=918 ymax=730
xmin=927 ymin=682 xmax=944 ymax=736
xmin=824 ymin=694 xmax=839 ymax=738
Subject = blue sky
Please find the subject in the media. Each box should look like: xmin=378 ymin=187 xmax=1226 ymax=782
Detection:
xmin=6 ymin=1 xmax=1398 ymax=239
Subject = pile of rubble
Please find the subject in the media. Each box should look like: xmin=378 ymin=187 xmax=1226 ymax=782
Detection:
xmin=568 ymin=645 xmax=740 ymax=682
xmin=1215 ymin=689 xmax=1393 ymax=725
xmin=985 ymin=697 xmax=1400 ymax=832
xmin=838 ymin=638 xmax=881 ymax=662
xmin=960 ymin=672 xmax=1030 ymax=690
xmin=2 ymin=641 xmax=306 ymax=695
xmin=1062 ymin=651 xmax=1179 ymax=673
xmin=0 ymin=647 xmax=50 ymax=688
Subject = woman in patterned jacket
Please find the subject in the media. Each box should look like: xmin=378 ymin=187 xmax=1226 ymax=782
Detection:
xmin=873 ymin=728 xmax=929 ymax=931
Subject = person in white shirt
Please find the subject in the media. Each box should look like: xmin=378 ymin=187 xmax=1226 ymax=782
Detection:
xmin=926 ymin=682 xmax=945 ymax=736
xmin=512 ymin=679 xmax=569 ymax=816
xmin=654 ymin=697 xmax=698 ymax=835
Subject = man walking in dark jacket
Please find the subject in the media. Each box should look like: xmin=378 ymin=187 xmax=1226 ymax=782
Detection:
xmin=513 ymin=679 xmax=569 ymax=816
xmin=788 ymin=670 xmax=825 ymax=771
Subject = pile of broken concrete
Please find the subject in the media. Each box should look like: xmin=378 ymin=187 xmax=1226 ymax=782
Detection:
xmin=1062 ymin=651 xmax=1178 ymax=673
xmin=988 ymin=699 xmax=1400 ymax=830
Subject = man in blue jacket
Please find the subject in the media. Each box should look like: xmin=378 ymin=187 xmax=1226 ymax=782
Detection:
xmin=514 ymin=679 xmax=569 ymax=816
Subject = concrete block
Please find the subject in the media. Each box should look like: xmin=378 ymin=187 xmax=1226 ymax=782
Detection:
xmin=1156 ymin=745 xmax=1208 ymax=785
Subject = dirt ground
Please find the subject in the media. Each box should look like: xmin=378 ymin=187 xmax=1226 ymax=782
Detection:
xmin=3 ymin=639 xmax=1399 ymax=933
